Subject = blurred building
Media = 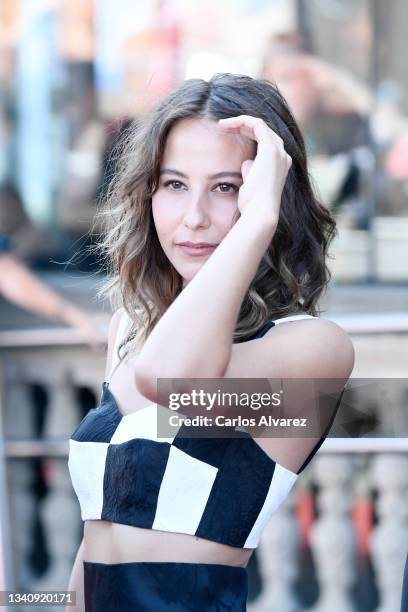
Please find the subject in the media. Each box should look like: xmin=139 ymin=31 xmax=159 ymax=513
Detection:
xmin=1 ymin=0 xmax=407 ymax=279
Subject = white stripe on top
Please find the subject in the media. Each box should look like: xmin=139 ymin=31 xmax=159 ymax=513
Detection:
xmin=273 ymin=313 xmax=316 ymax=325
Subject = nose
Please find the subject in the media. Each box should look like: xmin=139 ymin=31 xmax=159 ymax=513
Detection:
xmin=182 ymin=192 xmax=210 ymax=230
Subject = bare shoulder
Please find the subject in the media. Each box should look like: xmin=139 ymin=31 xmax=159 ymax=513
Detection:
xmin=224 ymin=317 xmax=355 ymax=380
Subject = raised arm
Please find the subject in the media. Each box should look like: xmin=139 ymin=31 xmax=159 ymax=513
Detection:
xmin=134 ymin=116 xmax=290 ymax=401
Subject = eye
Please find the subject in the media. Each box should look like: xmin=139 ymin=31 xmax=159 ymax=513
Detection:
xmin=163 ymin=180 xmax=185 ymax=190
xmin=213 ymin=182 xmax=240 ymax=194
xmin=162 ymin=180 xmax=240 ymax=194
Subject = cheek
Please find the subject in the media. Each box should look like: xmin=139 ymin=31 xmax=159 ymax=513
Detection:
xmin=151 ymin=194 xmax=176 ymax=237
xmin=217 ymin=205 xmax=240 ymax=233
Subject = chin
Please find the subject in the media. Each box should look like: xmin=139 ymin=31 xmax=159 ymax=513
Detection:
xmin=180 ymin=264 xmax=203 ymax=287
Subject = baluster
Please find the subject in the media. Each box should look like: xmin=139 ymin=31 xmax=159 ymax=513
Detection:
xmin=308 ymin=454 xmax=358 ymax=612
xmin=32 ymin=376 xmax=81 ymax=603
xmin=248 ymin=485 xmax=300 ymax=612
xmin=370 ymin=454 xmax=408 ymax=612
xmin=5 ymin=377 xmax=37 ymax=590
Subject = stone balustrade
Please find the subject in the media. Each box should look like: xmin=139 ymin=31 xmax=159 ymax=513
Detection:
xmin=0 ymin=323 xmax=407 ymax=612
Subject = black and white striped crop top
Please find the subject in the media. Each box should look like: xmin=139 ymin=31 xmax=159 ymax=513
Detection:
xmin=68 ymin=312 xmax=333 ymax=549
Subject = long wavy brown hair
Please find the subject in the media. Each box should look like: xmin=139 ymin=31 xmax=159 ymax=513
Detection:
xmin=94 ymin=73 xmax=338 ymax=360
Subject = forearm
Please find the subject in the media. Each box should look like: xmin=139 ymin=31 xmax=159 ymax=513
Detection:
xmin=135 ymin=213 xmax=276 ymax=387
xmin=0 ymin=254 xmax=78 ymax=323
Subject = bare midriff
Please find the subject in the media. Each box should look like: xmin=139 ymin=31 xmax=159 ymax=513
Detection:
xmin=83 ymin=521 xmax=255 ymax=567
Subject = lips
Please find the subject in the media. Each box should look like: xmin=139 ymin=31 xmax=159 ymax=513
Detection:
xmin=177 ymin=242 xmax=218 ymax=248
xmin=177 ymin=242 xmax=218 ymax=257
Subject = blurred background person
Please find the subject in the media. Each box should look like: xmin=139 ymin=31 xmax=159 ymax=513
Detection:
xmin=0 ymin=222 xmax=103 ymax=349
xmin=260 ymin=29 xmax=408 ymax=229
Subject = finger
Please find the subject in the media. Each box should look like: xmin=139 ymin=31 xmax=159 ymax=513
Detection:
xmin=219 ymin=116 xmax=283 ymax=151
xmin=218 ymin=116 xmax=270 ymax=140
xmin=241 ymin=159 xmax=254 ymax=183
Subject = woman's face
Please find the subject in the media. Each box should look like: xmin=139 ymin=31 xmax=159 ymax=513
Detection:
xmin=152 ymin=117 xmax=255 ymax=287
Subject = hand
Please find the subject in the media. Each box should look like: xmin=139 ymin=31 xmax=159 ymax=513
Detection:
xmin=59 ymin=303 xmax=106 ymax=351
xmin=299 ymin=56 xmax=369 ymax=114
xmin=218 ymin=115 xmax=292 ymax=226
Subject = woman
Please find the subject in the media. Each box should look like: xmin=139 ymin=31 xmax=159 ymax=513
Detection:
xmin=67 ymin=73 xmax=354 ymax=611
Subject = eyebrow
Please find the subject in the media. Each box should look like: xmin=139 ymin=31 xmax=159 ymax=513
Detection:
xmin=159 ymin=168 xmax=242 ymax=180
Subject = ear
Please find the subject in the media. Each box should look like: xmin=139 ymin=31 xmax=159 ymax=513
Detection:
xmin=241 ymin=159 xmax=254 ymax=182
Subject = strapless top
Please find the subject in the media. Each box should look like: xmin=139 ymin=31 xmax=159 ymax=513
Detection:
xmin=68 ymin=313 xmax=330 ymax=549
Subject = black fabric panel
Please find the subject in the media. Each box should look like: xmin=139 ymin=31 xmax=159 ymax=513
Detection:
xmin=172 ymin=425 xmax=234 ymax=469
xmin=84 ymin=559 xmax=248 ymax=611
xmin=195 ymin=436 xmax=276 ymax=547
xmin=101 ymin=438 xmax=171 ymax=528
xmin=70 ymin=384 xmax=122 ymax=443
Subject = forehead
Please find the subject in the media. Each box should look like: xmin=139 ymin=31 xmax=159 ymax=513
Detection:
xmin=161 ymin=117 xmax=255 ymax=166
